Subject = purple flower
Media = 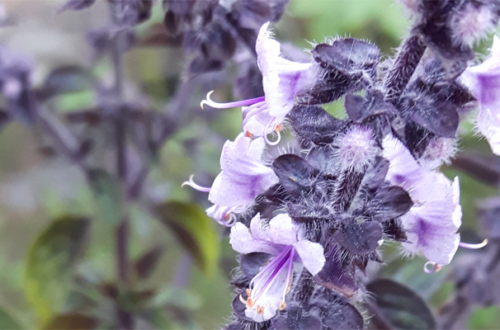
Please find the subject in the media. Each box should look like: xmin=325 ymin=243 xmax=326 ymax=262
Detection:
xmin=461 ymin=36 xmax=500 ymax=155
xmin=230 ymin=213 xmax=325 ymax=322
xmin=201 ymin=22 xmax=317 ymax=144
xmin=183 ymin=133 xmax=278 ymax=226
xmin=383 ymin=137 xmax=462 ymax=266
xmin=335 ymin=125 xmax=377 ymax=172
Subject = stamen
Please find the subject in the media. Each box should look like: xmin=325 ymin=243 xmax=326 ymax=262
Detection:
xmin=241 ymin=103 xmax=268 ymax=129
xmin=246 ymin=297 xmax=254 ymax=308
xmin=200 ymin=90 xmax=265 ymax=110
xmin=250 ymin=247 xmax=293 ymax=304
xmin=275 ymin=123 xmax=284 ymax=132
xmin=181 ymin=175 xmax=211 ymax=192
xmin=245 ymin=131 xmax=255 ymax=138
xmin=242 ymin=101 xmax=267 ymax=119
xmin=424 ymin=261 xmax=441 ymax=274
xmin=246 ymin=288 xmax=252 ymax=297
xmin=220 ymin=208 xmax=237 ymax=227
xmin=459 ymin=238 xmax=488 ymax=249
xmin=279 ymin=301 xmax=287 ymax=311
xmin=257 ymin=305 xmax=265 ymax=315
xmin=264 ymin=130 xmax=281 ymax=146
xmin=239 ymin=295 xmax=247 ymax=304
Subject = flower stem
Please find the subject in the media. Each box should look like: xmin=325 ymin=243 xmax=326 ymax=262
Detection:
xmin=384 ymin=33 xmax=426 ymax=105
xmin=109 ymin=4 xmax=133 ymax=328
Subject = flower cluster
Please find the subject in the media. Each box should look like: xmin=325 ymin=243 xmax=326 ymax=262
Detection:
xmin=183 ymin=9 xmax=496 ymax=327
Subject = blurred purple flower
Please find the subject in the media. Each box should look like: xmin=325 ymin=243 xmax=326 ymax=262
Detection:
xmin=461 ymin=36 xmax=500 ymax=155
xmin=383 ymin=137 xmax=462 ymax=266
xmin=230 ymin=213 xmax=325 ymax=322
xmin=183 ymin=133 xmax=277 ymax=226
xmin=201 ymin=22 xmax=317 ymax=144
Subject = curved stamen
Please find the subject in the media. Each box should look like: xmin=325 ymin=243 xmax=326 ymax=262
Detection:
xmin=200 ymin=90 xmax=266 ymax=110
xmin=459 ymin=238 xmax=488 ymax=249
xmin=242 ymin=101 xmax=267 ymax=119
xmin=251 ymin=247 xmax=293 ymax=303
xmin=264 ymin=118 xmax=282 ymax=146
xmin=280 ymin=248 xmax=295 ymax=307
xmin=220 ymin=207 xmax=237 ymax=227
xmin=242 ymin=104 xmax=268 ymax=130
xmin=181 ymin=175 xmax=211 ymax=192
xmin=424 ymin=261 xmax=441 ymax=274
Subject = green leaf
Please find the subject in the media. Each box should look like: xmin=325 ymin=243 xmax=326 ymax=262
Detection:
xmin=42 ymin=66 xmax=95 ymax=97
xmin=0 ymin=306 xmax=23 ymax=330
xmin=133 ymin=245 xmax=165 ymax=280
xmin=24 ymin=216 xmax=90 ymax=322
xmin=155 ymin=201 xmax=220 ymax=276
xmin=152 ymin=286 xmax=202 ymax=310
xmin=366 ymin=278 xmax=437 ymax=330
xmin=42 ymin=313 xmax=98 ymax=330
xmin=88 ymin=169 xmax=123 ymax=225
xmin=468 ymin=306 xmax=500 ymax=330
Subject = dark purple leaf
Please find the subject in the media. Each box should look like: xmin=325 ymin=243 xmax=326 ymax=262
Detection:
xmin=345 ymin=90 xmax=396 ymax=123
xmin=364 ymin=157 xmax=389 ymax=191
xmin=334 ymin=220 xmax=383 ymax=255
xmin=287 ymin=105 xmax=345 ymax=145
xmin=371 ymin=186 xmax=413 ymax=222
xmin=272 ymin=305 xmax=322 ymax=330
xmin=240 ymin=253 xmax=270 ymax=278
xmin=410 ymin=101 xmax=459 ymax=138
xmin=321 ymin=301 xmax=364 ymax=330
xmin=272 ymin=154 xmax=318 ymax=197
xmin=188 ymin=57 xmax=224 ymax=76
xmin=312 ymin=39 xmax=380 ymax=73
xmin=58 ymin=0 xmax=96 ymax=13
xmin=166 ymin=0 xmax=196 ymax=16
xmin=382 ymin=218 xmax=407 ymax=241
xmin=366 ymin=279 xmax=437 ymax=330
xmin=315 ymin=248 xmax=357 ymax=297
xmin=134 ymin=246 xmax=165 ymax=280
xmin=287 ymin=202 xmax=330 ymax=224
xmin=451 ymin=153 xmax=500 ymax=187
xmin=42 ymin=313 xmax=98 ymax=330
xmin=40 ymin=66 xmax=94 ymax=99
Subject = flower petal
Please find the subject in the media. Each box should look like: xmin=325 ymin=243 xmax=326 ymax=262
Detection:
xmin=294 ymin=240 xmax=325 ymax=275
xmin=230 ymin=222 xmax=280 ymax=255
xmin=255 ymin=22 xmax=316 ymax=121
xmin=255 ymin=213 xmax=299 ymax=246
xmin=209 ymin=133 xmax=278 ymax=207
xmin=401 ymin=200 xmax=460 ymax=265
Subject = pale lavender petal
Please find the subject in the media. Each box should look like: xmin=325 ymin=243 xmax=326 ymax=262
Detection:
xmin=206 ymin=205 xmax=233 ymax=227
xmin=255 ymin=22 xmax=316 ymax=122
xmin=461 ymin=36 xmax=500 ymax=154
xmin=245 ymin=247 xmax=294 ymax=322
xmin=401 ymin=199 xmax=461 ymax=265
xmin=229 ymin=222 xmax=279 ymax=255
xmin=383 ymin=136 xmax=426 ymax=190
xmin=209 ymin=133 xmax=278 ymax=208
xmin=256 ymin=213 xmax=299 ymax=246
xmin=242 ymin=110 xmax=274 ymax=138
xmin=293 ymin=240 xmax=325 ymax=275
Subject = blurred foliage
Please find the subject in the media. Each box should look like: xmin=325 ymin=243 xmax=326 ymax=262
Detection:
xmin=0 ymin=0 xmax=499 ymax=329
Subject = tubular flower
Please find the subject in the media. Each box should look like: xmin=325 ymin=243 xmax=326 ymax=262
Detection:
xmin=230 ymin=213 xmax=325 ymax=322
xmin=183 ymin=133 xmax=278 ymax=226
xmin=383 ymin=137 xmax=462 ymax=266
xmin=201 ymin=22 xmax=317 ymax=144
xmin=461 ymin=36 xmax=500 ymax=155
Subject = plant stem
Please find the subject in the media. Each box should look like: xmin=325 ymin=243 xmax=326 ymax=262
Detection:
xmin=384 ymin=33 xmax=426 ymax=105
xmin=109 ymin=3 xmax=133 ymax=328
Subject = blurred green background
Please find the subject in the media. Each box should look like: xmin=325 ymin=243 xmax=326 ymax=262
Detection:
xmin=0 ymin=0 xmax=499 ymax=329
